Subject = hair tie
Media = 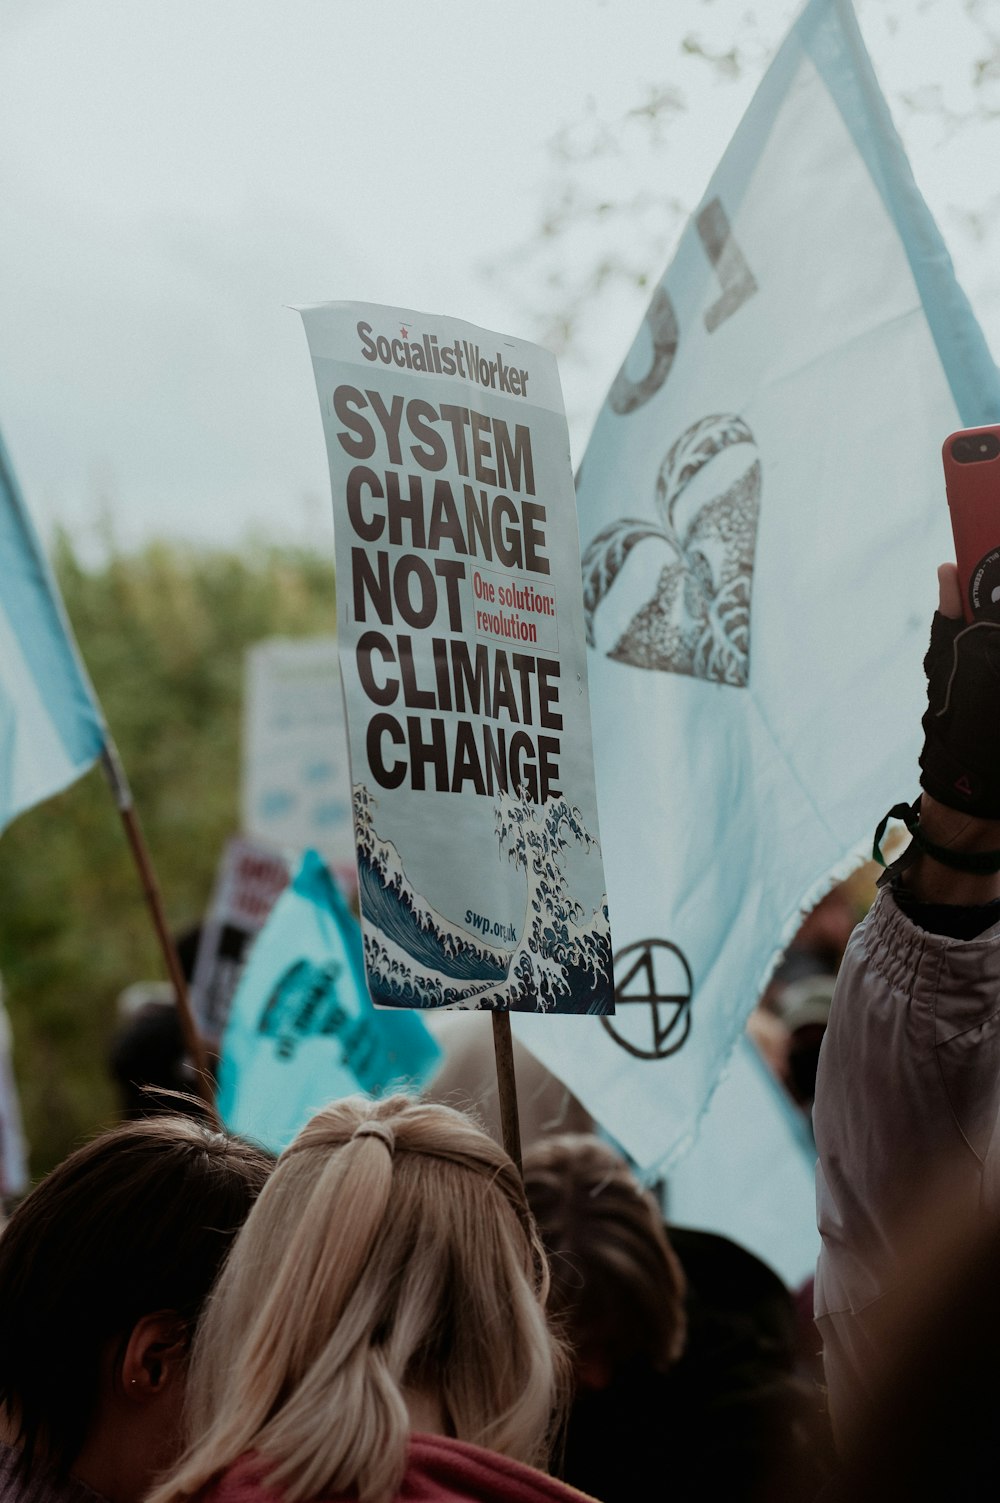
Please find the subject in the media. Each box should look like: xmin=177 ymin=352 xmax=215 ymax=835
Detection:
xmin=352 ymin=1120 xmax=395 ymax=1156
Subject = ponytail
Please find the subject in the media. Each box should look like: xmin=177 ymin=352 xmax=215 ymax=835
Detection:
xmin=150 ymin=1097 xmax=567 ymax=1503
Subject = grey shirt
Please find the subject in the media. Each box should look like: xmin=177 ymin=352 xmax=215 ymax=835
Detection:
xmin=813 ymin=884 xmax=1000 ymax=1441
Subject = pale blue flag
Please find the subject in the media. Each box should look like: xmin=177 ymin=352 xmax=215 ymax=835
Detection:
xmin=218 ymin=850 xmax=441 ymax=1152
xmin=665 ymin=1034 xmax=819 ymax=1289
xmin=514 ymin=0 xmax=1000 ymax=1174
xmin=0 ymin=432 xmax=104 ymax=831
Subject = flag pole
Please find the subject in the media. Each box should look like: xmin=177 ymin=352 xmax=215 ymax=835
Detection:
xmin=491 ymin=1010 xmax=522 ymax=1176
xmin=100 ymin=741 xmax=216 ymax=1112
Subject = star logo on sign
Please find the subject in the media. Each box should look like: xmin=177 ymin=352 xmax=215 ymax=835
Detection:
xmin=601 ymin=939 xmax=694 ymax=1060
xmin=400 ymin=325 xmax=409 ymax=338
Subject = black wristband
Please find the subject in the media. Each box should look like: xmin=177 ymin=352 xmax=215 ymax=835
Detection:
xmin=874 ymin=798 xmax=1000 ymax=876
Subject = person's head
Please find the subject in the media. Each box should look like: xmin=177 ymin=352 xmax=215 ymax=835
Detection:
xmin=109 ymin=993 xmax=203 ymax=1119
xmin=152 ymin=1095 xmax=569 ymax=1503
xmin=0 ymin=1112 xmax=271 ymax=1499
xmin=522 ymin=1134 xmax=686 ymax=1389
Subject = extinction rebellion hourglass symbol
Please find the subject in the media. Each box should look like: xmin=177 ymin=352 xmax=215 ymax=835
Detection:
xmin=602 ymin=939 xmax=694 ymax=1060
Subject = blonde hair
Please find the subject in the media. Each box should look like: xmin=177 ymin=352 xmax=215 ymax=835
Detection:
xmin=150 ymin=1096 xmax=568 ymax=1503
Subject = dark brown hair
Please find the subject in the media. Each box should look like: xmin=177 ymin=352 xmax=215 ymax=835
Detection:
xmin=0 ymin=1112 xmax=272 ymax=1477
xmin=523 ymin=1134 xmax=686 ymax=1375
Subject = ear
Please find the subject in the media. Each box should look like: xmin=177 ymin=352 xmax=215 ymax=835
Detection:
xmin=119 ymin=1310 xmax=190 ymax=1402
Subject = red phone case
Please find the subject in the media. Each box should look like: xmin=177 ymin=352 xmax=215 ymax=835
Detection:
xmin=943 ymin=423 xmax=1000 ymax=623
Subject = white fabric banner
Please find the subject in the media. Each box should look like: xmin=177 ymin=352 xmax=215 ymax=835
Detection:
xmin=0 ymin=991 xmax=27 ymax=1196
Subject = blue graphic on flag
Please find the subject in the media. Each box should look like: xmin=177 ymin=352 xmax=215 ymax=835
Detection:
xmin=0 ymin=430 xmax=104 ymax=834
xmin=218 ymin=850 xmax=441 ymax=1152
xmin=514 ymin=0 xmax=1000 ymax=1175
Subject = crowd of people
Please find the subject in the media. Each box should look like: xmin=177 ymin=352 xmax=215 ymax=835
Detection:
xmin=0 ymin=561 xmax=997 ymax=1502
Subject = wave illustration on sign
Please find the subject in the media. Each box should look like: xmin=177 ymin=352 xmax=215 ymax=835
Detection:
xmin=354 ymin=784 xmax=613 ymax=1014
xmin=582 ymin=414 xmax=761 ymax=687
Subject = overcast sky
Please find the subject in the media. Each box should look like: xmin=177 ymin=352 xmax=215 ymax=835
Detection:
xmin=2 ymin=0 xmax=999 ymax=554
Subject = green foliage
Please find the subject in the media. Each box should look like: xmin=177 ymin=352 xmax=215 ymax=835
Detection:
xmin=0 ymin=534 xmax=336 ymax=1181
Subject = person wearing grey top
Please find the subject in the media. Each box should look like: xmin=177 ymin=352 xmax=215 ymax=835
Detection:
xmin=815 ymin=563 xmax=1000 ymax=1443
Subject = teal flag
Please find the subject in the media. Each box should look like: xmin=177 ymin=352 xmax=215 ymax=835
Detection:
xmin=218 ymin=850 xmax=441 ymax=1152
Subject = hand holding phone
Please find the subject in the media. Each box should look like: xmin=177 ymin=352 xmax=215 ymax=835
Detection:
xmin=943 ymin=424 xmax=1000 ymax=622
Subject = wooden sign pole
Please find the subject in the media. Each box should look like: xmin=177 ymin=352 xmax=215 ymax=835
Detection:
xmin=101 ymin=741 xmax=216 ymax=1112
xmin=491 ymin=1010 xmax=523 ymax=1176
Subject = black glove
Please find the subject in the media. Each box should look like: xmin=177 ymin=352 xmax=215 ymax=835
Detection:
xmin=919 ymin=611 xmax=1000 ymax=818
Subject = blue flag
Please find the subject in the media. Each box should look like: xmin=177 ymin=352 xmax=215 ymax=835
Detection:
xmin=514 ymin=0 xmax=1000 ymax=1175
xmin=0 ymin=431 xmax=104 ymax=832
xmin=218 ymin=850 xmax=441 ymax=1152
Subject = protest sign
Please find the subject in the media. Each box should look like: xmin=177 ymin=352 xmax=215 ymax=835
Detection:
xmin=0 ymin=429 xmax=104 ymax=834
xmin=514 ymin=0 xmax=1000 ymax=1172
xmin=189 ymin=836 xmax=291 ymax=1042
xmin=218 ymin=850 xmax=441 ymax=1153
xmin=243 ymin=637 xmax=355 ymax=882
xmin=298 ymin=303 xmax=612 ymax=1014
